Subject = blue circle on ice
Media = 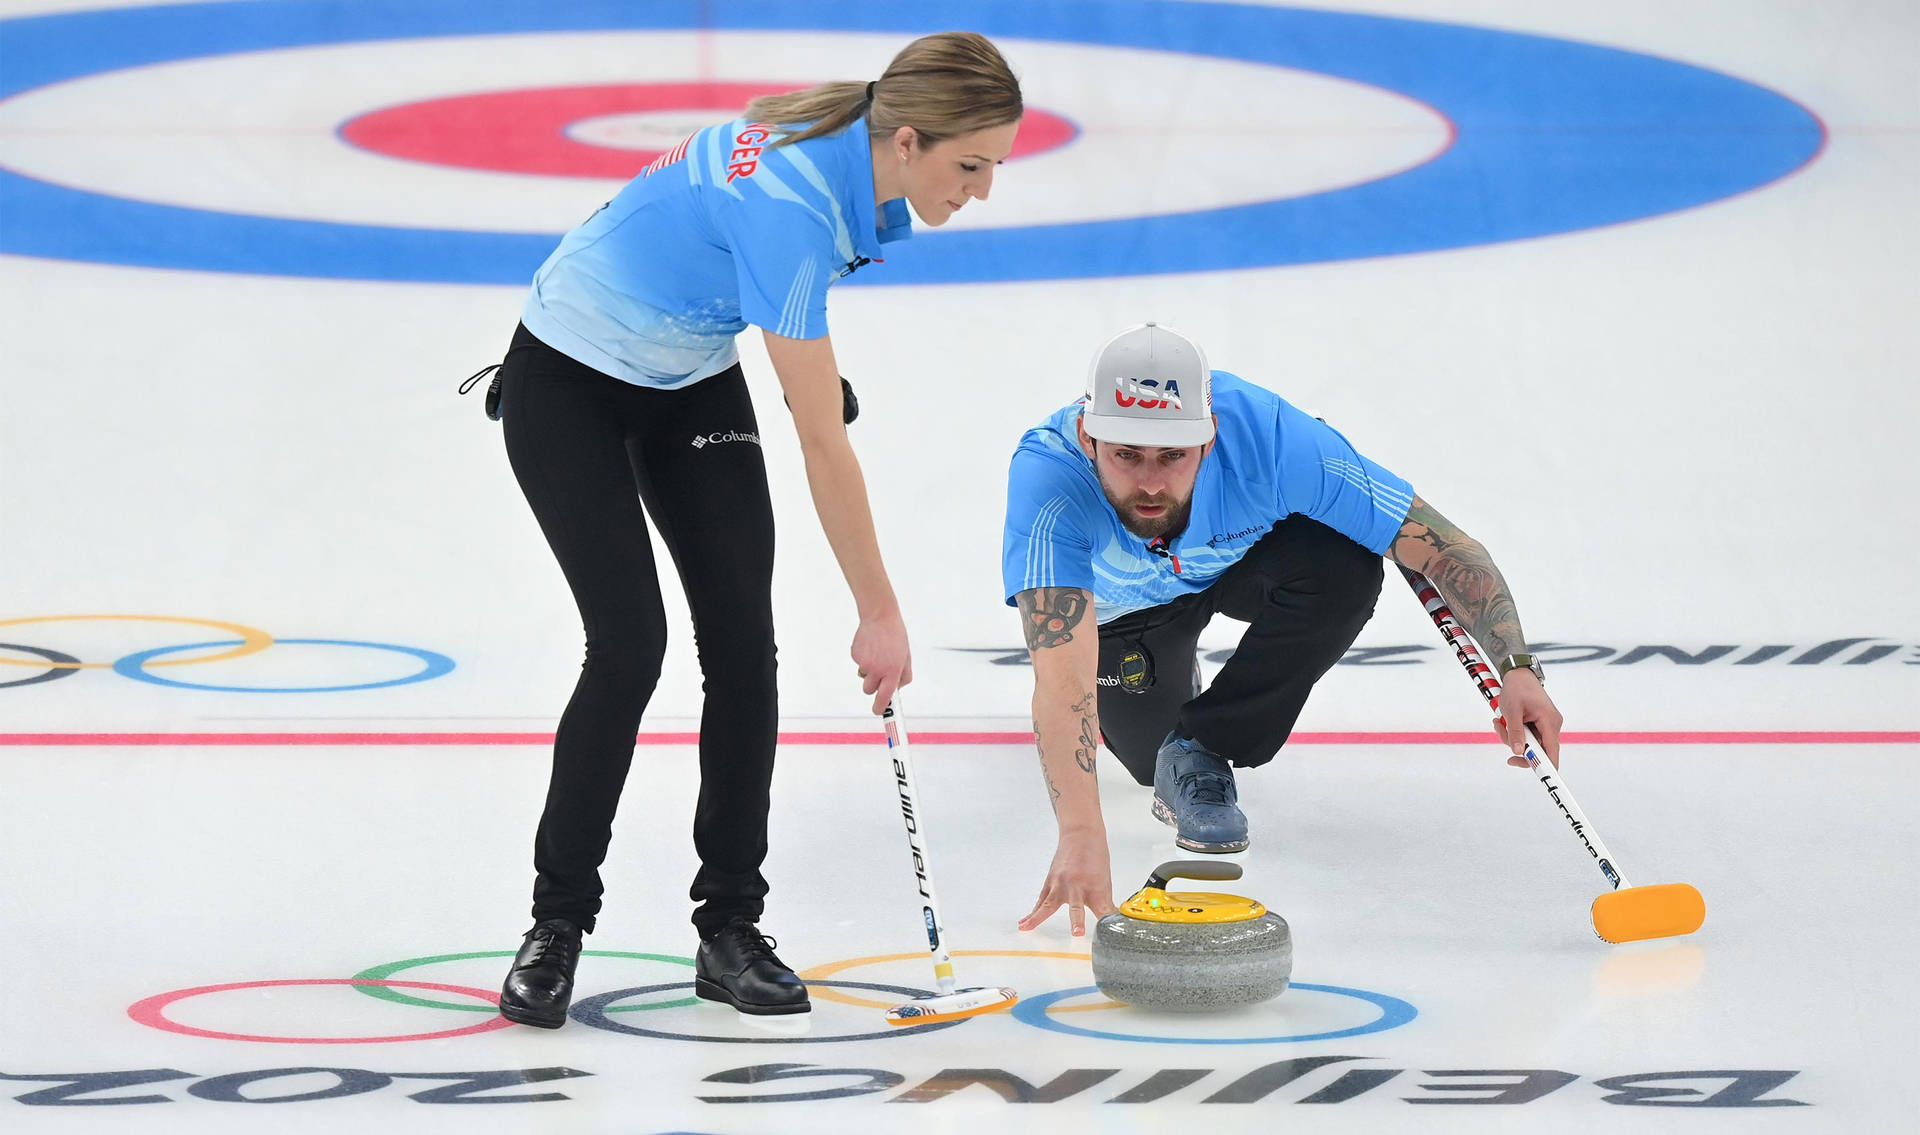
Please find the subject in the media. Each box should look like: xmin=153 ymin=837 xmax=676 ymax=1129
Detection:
xmin=0 ymin=0 xmax=1823 ymax=283
xmin=1012 ymin=981 xmax=1418 ymax=1044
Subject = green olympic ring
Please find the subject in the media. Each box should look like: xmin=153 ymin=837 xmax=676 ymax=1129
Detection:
xmin=351 ymin=949 xmax=697 ymax=1013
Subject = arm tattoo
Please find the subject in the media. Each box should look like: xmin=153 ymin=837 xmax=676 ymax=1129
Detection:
xmin=1033 ymin=717 xmax=1062 ymax=812
xmin=1390 ymin=497 xmax=1527 ymax=660
xmin=1017 ymin=587 xmax=1090 ymax=650
xmin=1071 ymin=691 xmax=1098 ymax=774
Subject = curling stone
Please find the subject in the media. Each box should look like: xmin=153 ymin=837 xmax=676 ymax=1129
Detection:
xmin=1091 ymin=860 xmax=1291 ymax=1011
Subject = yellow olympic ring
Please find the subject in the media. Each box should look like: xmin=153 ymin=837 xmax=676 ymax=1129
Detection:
xmin=0 ymin=615 xmax=274 ymax=670
xmin=797 ymin=950 xmax=1126 ymax=1014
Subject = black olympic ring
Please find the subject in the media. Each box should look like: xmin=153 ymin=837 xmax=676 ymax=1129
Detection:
xmin=571 ymin=979 xmax=966 ymax=1043
xmin=0 ymin=643 xmax=82 ymax=689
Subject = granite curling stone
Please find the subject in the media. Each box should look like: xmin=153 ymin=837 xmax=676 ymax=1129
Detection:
xmin=1092 ymin=860 xmax=1292 ymax=1011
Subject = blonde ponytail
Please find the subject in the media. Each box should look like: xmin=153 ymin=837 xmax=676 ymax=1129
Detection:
xmin=747 ymin=32 xmax=1022 ymax=149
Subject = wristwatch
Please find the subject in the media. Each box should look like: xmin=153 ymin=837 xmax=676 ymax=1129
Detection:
xmin=1496 ymin=652 xmax=1545 ymax=684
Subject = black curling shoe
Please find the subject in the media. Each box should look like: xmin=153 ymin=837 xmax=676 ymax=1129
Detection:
xmin=694 ymin=917 xmax=811 ymax=1015
xmin=498 ymin=918 xmax=583 ymax=1028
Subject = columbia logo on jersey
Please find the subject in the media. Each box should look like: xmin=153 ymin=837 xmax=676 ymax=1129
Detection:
xmin=691 ymin=430 xmax=762 ymax=449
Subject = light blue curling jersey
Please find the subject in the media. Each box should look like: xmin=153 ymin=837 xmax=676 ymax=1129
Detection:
xmin=1002 ymin=373 xmax=1416 ymax=623
xmin=521 ymin=116 xmax=913 ymax=388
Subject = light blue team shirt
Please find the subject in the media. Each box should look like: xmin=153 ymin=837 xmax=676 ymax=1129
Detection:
xmin=1002 ymin=372 xmax=1416 ymax=623
xmin=521 ymin=116 xmax=913 ymax=388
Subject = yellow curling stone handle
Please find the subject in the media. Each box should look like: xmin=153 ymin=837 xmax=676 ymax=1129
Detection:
xmin=1119 ymin=860 xmax=1267 ymax=923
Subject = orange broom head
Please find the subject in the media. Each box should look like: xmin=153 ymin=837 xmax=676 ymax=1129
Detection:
xmin=1591 ymin=883 xmax=1706 ymax=944
xmin=884 ymin=985 xmax=1019 ymax=1026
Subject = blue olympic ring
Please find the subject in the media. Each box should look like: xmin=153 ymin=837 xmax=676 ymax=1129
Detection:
xmin=0 ymin=0 xmax=1822 ymax=283
xmin=572 ymin=979 xmax=967 ymax=1043
xmin=1011 ymin=982 xmax=1418 ymax=1045
xmin=113 ymin=638 xmax=455 ymax=692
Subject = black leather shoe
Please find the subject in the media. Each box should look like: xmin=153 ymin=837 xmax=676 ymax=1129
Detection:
xmin=694 ymin=918 xmax=811 ymax=1015
xmin=498 ymin=918 xmax=583 ymax=1028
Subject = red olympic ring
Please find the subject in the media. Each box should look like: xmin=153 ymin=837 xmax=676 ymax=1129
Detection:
xmin=127 ymin=979 xmax=515 ymax=1044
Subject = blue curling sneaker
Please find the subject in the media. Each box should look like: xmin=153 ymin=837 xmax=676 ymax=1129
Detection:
xmin=1151 ymin=732 xmax=1250 ymax=853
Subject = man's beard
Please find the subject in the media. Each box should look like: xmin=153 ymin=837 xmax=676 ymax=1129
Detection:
xmin=1099 ymin=475 xmax=1194 ymax=540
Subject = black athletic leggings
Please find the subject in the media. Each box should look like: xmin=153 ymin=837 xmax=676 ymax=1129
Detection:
xmin=1096 ymin=516 xmax=1385 ymax=786
xmin=498 ymin=323 xmax=777 ymax=937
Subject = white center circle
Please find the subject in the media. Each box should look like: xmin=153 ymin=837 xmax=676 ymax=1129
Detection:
xmin=563 ymin=109 xmax=739 ymax=151
xmin=0 ymin=31 xmax=1451 ymax=233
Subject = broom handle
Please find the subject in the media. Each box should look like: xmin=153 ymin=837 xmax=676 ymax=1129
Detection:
xmin=1399 ymin=567 xmax=1633 ymax=890
xmin=882 ymin=700 xmax=958 ymax=995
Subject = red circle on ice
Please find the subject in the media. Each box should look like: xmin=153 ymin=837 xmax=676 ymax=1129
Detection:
xmin=340 ymin=82 xmax=1078 ymax=178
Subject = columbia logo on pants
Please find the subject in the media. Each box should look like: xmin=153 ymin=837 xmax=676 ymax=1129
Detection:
xmin=691 ymin=430 xmax=761 ymax=449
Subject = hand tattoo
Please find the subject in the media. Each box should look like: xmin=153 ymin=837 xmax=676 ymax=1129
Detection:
xmin=1017 ymin=587 xmax=1090 ymax=650
xmin=1390 ymin=497 xmax=1526 ymax=660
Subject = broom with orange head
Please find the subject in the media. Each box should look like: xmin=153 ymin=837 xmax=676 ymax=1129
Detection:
xmin=1403 ymin=568 xmax=1706 ymax=944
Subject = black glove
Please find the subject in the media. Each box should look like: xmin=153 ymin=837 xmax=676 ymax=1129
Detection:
xmin=839 ymin=375 xmax=859 ymax=424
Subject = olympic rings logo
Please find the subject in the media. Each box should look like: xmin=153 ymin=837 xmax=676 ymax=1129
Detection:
xmin=0 ymin=615 xmax=453 ymax=692
xmin=126 ymin=948 xmax=1416 ymax=1047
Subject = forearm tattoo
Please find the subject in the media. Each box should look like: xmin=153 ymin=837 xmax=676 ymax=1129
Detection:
xmin=1391 ymin=498 xmax=1527 ymax=660
xmin=1033 ymin=717 xmax=1062 ymax=812
xmin=1017 ymin=587 xmax=1090 ymax=650
xmin=1022 ymin=590 xmax=1100 ymax=809
xmin=1071 ymin=691 xmax=1098 ymax=773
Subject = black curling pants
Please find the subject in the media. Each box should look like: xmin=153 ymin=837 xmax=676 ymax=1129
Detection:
xmin=1096 ymin=516 xmax=1385 ymax=786
xmin=498 ymin=324 xmax=777 ymax=937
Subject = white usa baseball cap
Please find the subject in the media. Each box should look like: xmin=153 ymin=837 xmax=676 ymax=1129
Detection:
xmin=1079 ymin=322 xmax=1215 ymax=447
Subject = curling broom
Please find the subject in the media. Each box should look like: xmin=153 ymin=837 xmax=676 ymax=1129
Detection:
xmin=879 ymin=700 xmax=1019 ymax=1023
xmin=1402 ymin=567 xmax=1706 ymax=943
